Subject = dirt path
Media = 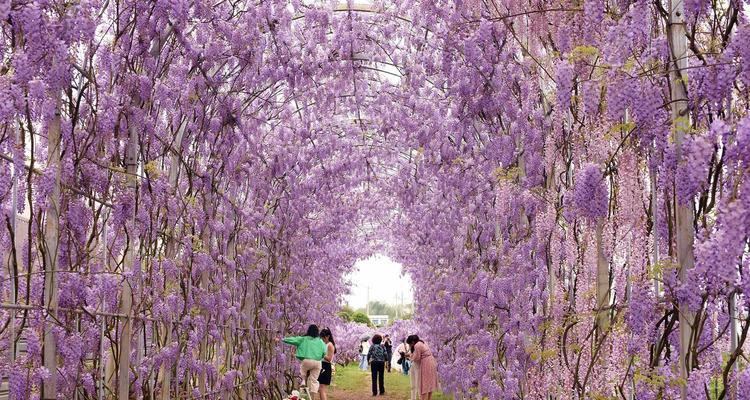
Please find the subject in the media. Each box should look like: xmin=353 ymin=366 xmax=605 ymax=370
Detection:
xmin=330 ymin=385 xmax=408 ymax=400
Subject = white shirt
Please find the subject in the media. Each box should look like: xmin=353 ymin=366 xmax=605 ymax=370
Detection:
xmin=361 ymin=341 xmax=371 ymax=355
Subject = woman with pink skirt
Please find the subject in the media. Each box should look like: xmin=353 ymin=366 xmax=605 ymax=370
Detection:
xmin=407 ymin=335 xmax=439 ymax=400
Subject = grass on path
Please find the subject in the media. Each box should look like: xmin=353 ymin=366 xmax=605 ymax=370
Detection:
xmin=326 ymin=363 xmax=451 ymax=400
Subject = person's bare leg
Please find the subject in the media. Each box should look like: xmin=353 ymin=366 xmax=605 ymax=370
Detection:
xmin=319 ymin=385 xmax=327 ymax=400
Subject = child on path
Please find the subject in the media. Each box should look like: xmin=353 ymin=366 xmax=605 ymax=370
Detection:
xmin=367 ymin=334 xmax=387 ymax=396
xmin=282 ymin=325 xmax=328 ymax=399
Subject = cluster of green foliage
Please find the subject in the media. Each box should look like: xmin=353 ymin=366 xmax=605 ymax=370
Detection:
xmin=338 ymin=302 xmax=413 ymax=327
xmin=338 ymin=305 xmax=373 ymax=326
xmin=366 ymin=301 xmax=413 ymax=320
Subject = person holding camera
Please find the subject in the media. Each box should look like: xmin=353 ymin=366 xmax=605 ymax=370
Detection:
xmin=395 ymin=337 xmax=411 ymax=375
xmin=383 ymin=335 xmax=393 ymax=372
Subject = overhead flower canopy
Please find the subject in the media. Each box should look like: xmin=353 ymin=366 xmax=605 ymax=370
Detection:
xmin=1 ymin=0 xmax=749 ymax=399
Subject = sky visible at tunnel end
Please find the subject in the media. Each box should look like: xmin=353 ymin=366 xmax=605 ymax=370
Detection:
xmin=345 ymin=254 xmax=414 ymax=309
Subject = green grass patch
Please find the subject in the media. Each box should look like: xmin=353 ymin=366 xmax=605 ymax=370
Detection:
xmin=329 ymin=363 xmax=452 ymax=400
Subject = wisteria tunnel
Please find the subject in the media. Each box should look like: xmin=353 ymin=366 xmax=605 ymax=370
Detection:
xmin=1 ymin=0 xmax=750 ymax=399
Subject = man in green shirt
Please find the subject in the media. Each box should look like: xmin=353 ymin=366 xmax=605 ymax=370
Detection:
xmin=283 ymin=325 xmax=327 ymax=398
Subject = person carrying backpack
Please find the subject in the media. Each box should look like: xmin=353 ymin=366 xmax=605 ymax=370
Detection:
xmin=367 ymin=334 xmax=387 ymax=396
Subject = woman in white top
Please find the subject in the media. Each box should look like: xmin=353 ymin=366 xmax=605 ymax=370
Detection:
xmin=394 ymin=340 xmax=410 ymax=374
xmin=359 ymin=339 xmax=371 ymax=370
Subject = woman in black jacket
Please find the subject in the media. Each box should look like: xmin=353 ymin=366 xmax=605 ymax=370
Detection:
xmin=367 ymin=334 xmax=387 ymax=396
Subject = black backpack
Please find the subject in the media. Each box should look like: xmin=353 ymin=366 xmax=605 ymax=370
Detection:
xmin=369 ymin=344 xmax=387 ymax=362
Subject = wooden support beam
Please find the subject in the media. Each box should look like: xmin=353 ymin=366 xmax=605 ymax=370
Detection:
xmin=667 ymin=1 xmax=696 ymax=397
xmin=42 ymin=92 xmax=62 ymax=400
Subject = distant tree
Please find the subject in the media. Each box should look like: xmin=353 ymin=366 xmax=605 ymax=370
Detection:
xmin=337 ymin=305 xmax=355 ymax=322
xmin=367 ymin=301 xmax=388 ymax=315
xmin=351 ymin=311 xmax=372 ymax=326
xmin=338 ymin=310 xmax=352 ymax=322
xmin=341 ymin=305 xmax=354 ymax=314
xmin=356 ymin=301 xmax=413 ymax=322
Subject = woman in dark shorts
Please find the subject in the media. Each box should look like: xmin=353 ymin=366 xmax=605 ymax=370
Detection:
xmin=318 ymin=328 xmax=336 ymax=400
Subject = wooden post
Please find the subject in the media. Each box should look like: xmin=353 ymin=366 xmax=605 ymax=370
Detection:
xmin=650 ymin=166 xmax=660 ymax=297
xmin=42 ymin=92 xmax=62 ymax=400
xmin=116 ymin=26 xmax=171 ymax=399
xmin=667 ymin=1 xmax=695 ymax=396
xmin=103 ymin=206 xmax=116 ymax=397
xmin=136 ymin=320 xmax=145 ymax=393
xmin=724 ymin=99 xmax=739 ymax=365
xmin=159 ymin=118 xmax=187 ymax=400
xmin=118 ymin=111 xmax=140 ymax=399
xmin=197 ymin=188 xmax=215 ymax=397
xmin=595 ymin=220 xmax=610 ymax=334
xmin=622 ymin=110 xmax=633 ymax=304
xmin=8 ymin=126 xmax=22 ymax=364
xmin=223 ymin=217 xmax=238 ymax=400
xmin=649 ymin=142 xmax=662 ymax=375
xmin=99 ymin=315 xmax=106 ymax=400
xmin=540 ymin=91 xmax=556 ymax=314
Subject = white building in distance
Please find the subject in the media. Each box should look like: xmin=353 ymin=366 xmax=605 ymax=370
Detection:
xmin=369 ymin=315 xmax=389 ymax=327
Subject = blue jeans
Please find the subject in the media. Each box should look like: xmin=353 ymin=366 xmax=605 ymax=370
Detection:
xmin=402 ymin=359 xmax=410 ymax=375
xmin=359 ymin=354 xmax=368 ymax=370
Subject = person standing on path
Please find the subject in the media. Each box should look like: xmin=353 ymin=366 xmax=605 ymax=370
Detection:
xmin=317 ymin=328 xmax=336 ymax=400
xmin=407 ymin=335 xmax=439 ymax=400
xmin=395 ymin=338 xmax=410 ymax=376
xmin=383 ymin=335 xmax=393 ymax=372
xmin=359 ymin=338 xmax=371 ymax=371
xmin=367 ymin=334 xmax=387 ymax=396
xmin=282 ymin=325 xmax=327 ymax=399
xmin=408 ymin=348 xmax=420 ymax=400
